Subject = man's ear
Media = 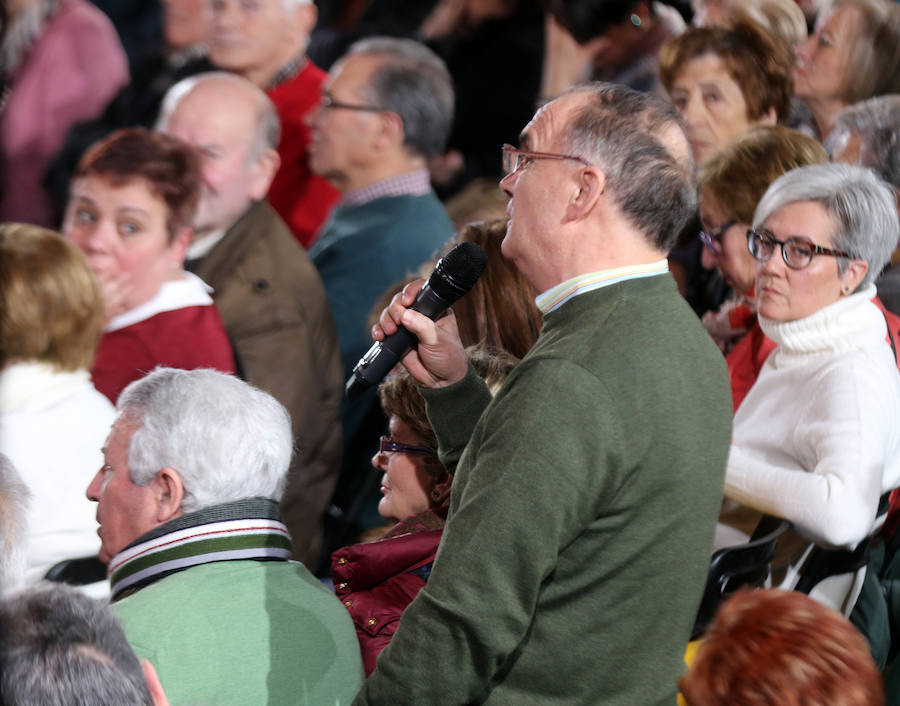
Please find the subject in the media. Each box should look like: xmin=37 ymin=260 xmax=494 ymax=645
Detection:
xmin=249 ymin=148 xmax=281 ymax=200
xmin=374 ymin=111 xmax=405 ymax=151
xmin=151 ymin=467 xmax=185 ymax=524
xmin=295 ymin=1 xmax=317 ymax=39
xmin=565 ymin=166 xmax=604 ymax=222
xmin=141 ymin=660 xmax=170 ymax=706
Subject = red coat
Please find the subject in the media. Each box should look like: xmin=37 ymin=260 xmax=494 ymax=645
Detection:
xmin=266 ymin=60 xmax=340 ymax=249
xmin=332 ymin=528 xmax=443 ymax=675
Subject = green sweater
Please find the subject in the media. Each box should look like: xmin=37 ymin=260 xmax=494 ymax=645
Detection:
xmin=355 ymin=275 xmax=732 ymax=705
xmin=111 ymin=502 xmax=363 ymax=706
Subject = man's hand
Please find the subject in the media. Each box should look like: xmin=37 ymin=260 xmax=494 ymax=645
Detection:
xmin=373 ymin=279 xmax=468 ymax=388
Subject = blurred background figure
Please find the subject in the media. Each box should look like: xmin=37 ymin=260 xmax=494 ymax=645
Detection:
xmin=691 ymin=0 xmax=807 ymax=46
xmin=0 ymin=223 xmax=114 ymax=582
xmin=793 ymin=0 xmax=900 ymax=139
xmin=62 ymin=128 xmax=236 ymax=403
xmin=46 ymin=0 xmax=214 ymax=218
xmin=0 ymin=454 xmax=30 ymax=597
xmin=0 ymin=582 xmax=169 ymax=706
xmin=0 ymin=0 xmax=128 ymax=227
xmin=332 ymin=346 xmax=517 ymax=675
xmin=722 ymin=164 xmax=900 ymax=615
xmin=827 ymin=94 xmax=900 ymax=314
xmin=157 ymin=71 xmax=344 ymax=569
xmin=209 ymin=0 xmax=339 ymax=248
xmin=658 ymin=20 xmax=793 ymax=166
xmin=541 ymin=0 xmax=687 ymax=99
xmin=419 ymin=0 xmax=544 ymax=196
xmin=695 ymin=126 xmax=827 ymax=410
xmin=680 ymin=589 xmax=884 ymax=706
xmin=308 ymin=37 xmax=455 ymax=544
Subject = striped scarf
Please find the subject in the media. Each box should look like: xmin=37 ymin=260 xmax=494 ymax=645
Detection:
xmin=108 ymin=498 xmax=292 ymax=601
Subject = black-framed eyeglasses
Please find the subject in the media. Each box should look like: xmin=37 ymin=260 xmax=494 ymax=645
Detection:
xmin=320 ymin=94 xmax=385 ymax=113
xmin=501 ymin=144 xmax=591 ymax=178
xmin=698 ymin=221 xmax=735 ymax=255
xmin=378 ymin=436 xmax=432 ymax=456
xmin=746 ymin=228 xmax=851 ymax=270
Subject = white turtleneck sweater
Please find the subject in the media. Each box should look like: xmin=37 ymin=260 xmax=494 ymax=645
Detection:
xmin=726 ymin=285 xmax=900 ymax=549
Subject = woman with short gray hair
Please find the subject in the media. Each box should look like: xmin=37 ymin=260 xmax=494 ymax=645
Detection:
xmin=722 ymin=163 xmax=900 ymax=612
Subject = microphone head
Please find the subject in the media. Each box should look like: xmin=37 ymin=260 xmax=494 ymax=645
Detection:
xmin=428 ymin=241 xmax=488 ymax=301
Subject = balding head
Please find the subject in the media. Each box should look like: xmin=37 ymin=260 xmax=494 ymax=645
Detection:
xmin=158 ymin=72 xmax=281 ymax=235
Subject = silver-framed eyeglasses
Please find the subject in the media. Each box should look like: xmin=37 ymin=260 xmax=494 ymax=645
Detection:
xmin=746 ymin=228 xmax=851 ymax=270
xmin=378 ymin=436 xmax=432 ymax=456
xmin=501 ymin=144 xmax=591 ymax=177
xmin=698 ymin=221 xmax=735 ymax=255
xmin=320 ymin=93 xmax=386 ymax=113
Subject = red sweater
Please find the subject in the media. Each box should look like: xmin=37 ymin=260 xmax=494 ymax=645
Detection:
xmin=266 ymin=60 xmax=340 ymax=249
xmin=92 ymin=304 xmax=236 ymax=403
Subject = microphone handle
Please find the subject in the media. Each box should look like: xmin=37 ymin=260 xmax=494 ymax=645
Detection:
xmin=345 ymin=283 xmax=453 ymax=400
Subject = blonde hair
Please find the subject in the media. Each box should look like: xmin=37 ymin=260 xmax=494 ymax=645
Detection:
xmin=0 ymin=223 xmax=104 ymax=371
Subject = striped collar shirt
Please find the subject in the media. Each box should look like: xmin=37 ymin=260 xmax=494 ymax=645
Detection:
xmin=535 ymin=260 xmax=670 ymax=314
xmin=339 ymin=170 xmax=431 ymax=208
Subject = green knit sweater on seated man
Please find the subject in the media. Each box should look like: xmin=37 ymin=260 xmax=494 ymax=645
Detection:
xmin=355 ymin=274 xmax=732 ymax=705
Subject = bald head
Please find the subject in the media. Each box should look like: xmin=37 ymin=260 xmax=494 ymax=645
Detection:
xmin=158 ymin=73 xmax=282 ymax=235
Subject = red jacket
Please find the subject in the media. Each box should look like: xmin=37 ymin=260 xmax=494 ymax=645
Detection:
xmin=332 ymin=528 xmax=443 ymax=675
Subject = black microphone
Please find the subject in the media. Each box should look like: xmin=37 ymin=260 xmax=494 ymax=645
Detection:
xmin=345 ymin=241 xmax=488 ymax=400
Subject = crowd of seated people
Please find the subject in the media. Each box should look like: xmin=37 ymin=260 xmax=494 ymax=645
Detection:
xmin=4 ymin=0 xmax=900 ymax=702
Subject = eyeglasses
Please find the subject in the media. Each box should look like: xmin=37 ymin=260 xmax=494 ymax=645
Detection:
xmin=698 ymin=221 xmax=735 ymax=255
xmin=746 ymin=228 xmax=851 ymax=270
xmin=378 ymin=436 xmax=432 ymax=456
xmin=320 ymin=94 xmax=385 ymax=113
xmin=501 ymin=144 xmax=591 ymax=178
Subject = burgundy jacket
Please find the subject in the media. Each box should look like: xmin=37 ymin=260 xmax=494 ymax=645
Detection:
xmin=332 ymin=527 xmax=443 ymax=675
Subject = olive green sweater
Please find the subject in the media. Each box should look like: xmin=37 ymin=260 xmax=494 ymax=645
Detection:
xmin=355 ymin=274 xmax=732 ymax=705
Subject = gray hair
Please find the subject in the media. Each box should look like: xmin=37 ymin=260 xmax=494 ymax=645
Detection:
xmin=346 ymin=37 xmax=454 ymax=160
xmin=157 ymin=72 xmax=282 ymax=165
xmin=0 ymin=454 xmax=30 ymax=597
xmin=561 ymin=82 xmax=697 ymax=251
xmin=753 ymin=163 xmax=899 ymax=288
xmin=0 ymin=582 xmax=152 ymax=705
xmin=827 ymin=95 xmax=900 ymax=190
xmin=117 ymin=368 xmax=293 ymax=513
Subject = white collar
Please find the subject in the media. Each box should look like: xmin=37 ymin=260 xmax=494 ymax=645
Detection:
xmin=106 ymin=272 xmax=213 ymax=332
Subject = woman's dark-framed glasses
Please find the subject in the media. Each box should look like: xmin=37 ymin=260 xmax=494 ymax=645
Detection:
xmin=698 ymin=221 xmax=735 ymax=255
xmin=501 ymin=144 xmax=591 ymax=177
xmin=378 ymin=436 xmax=432 ymax=456
xmin=747 ymin=228 xmax=851 ymax=270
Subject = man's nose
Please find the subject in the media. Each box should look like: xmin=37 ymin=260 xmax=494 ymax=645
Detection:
xmin=86 ymin=468 xmax=103 ymax=501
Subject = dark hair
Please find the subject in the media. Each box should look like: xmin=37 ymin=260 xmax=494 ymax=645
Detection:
xmin=0 ymin=583 xmax=153 ymax=705
xmin=547 ymin=0 xmax=650 ymax=44
xmin=75 ymin=127 xmax=202 ymax=241
xmin=681 ymin=589 xmax=884 ymax=706
xmin=453 ymin=220 xmax=542 ymax=359
xmin=563 ymin=82 xmax=697 ymax=251
xmin=659 ymin=20 xmax=794 ymax=124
